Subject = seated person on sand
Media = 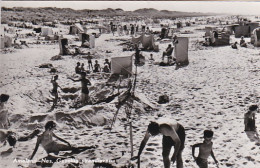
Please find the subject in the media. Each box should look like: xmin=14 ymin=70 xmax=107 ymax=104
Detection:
xmin=0 ymin=94 xmax=10 ymax=129
xmin=93 ymin=60 xmax=101 ymax=73
xmin=82 ymin=41 xmax=90 ymax=48
xmin=162 ymin=44 xmax=174 ymax=62
xmin=75 ymin=62 xmax=81 ymax=74
xmin=63 ymin=44 xmax=72 ymax=55
xmin=192 ymin=130 xmax=218 ymax=168
xmin=231 ymin=42 xmax=238 ymax=49
xmin=103 ymin=59 xmax=111 ymax=73
xmin=172 ymin=35 xmax=178 ymax=44
xmin=135 ymin=119 xmax=185 ymax=168
xmin=30 ymin=121 xmax=95 ymax=160
xmin=244 ymin=105 xmax=258 ymax=131
xmin=240 ymin=36 xmax=247 ymax=48
xmin=0 ymin=129 xmax=40 ymax=147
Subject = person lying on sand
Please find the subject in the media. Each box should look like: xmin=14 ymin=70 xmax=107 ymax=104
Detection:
xmin=0 ymin=129 xmax=40 ymax=147
xmin=30 ymin=121 xmax=96 ymax=159
xmin=69 ymin=72 xmax=91 ymax=106
xmin=244 ymin=105 xmax=258 ymax=131
xmin=135 ymin=120 xmax=185 ymax=168
xmin=192 ymin=130 xmax=218 ymax=168
xmin=50 ymin=75 xmax=63 ymax=108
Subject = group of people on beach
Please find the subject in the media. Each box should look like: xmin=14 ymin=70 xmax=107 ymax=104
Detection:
xmin=231 ymin=36 xmax=248 ymax=49
xmin=1 ymin=89 xmax=258 ymax=168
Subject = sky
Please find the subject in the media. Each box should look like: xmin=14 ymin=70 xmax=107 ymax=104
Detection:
xmin=1 ymin=1 xmax=260 ymax=15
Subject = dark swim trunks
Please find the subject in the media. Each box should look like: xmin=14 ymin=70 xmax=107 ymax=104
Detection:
xmin=162 ymin=124 xmax=185 ymax=150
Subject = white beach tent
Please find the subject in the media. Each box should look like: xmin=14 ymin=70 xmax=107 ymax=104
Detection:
xmin=111 ymin=55 xmax=133 ymax=75
xmin=0 ymin=37 xmax=4 ymax=49
xmin=89 ymin=35 xmax=95 ymax=48
xmin=174 ymin=37 xmax=189 ymax=65
xmin=41 ymin=27 xmax=53 ymax=36
xmin=251 ymin=27 xmax=260 ymax=47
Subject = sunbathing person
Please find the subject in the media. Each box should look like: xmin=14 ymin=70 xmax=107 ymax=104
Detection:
xmin=30 ymin=121 xmax=96 ymax=159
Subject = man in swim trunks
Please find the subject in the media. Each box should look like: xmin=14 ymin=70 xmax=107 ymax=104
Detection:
xmin=0 ymin=94 xmax=10 ymax=129
xmin=192 ymin=130 xmax=218 ymax=168
xmin=30 ymin=121 xmax=95 ymax=159
xmin=136 ymin=119 xmax=185 ymax=168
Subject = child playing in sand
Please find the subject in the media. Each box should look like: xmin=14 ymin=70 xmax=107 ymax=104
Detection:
xmin=69 ymin=72 xmax=91 ymax=106
xmin=244 ymin=105 xmax=258 ymax=131
xmin=30 ymin=121 xmax=95 ymax=159
xmin=192 ymin=130 xmax=218 ymax=168
xmin=0 ymin=94 xmax=10 ymax=129
xmin=50 ymin=75 xmax=63 ymax=108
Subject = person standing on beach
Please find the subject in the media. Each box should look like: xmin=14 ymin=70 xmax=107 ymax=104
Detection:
xmin=244 ymin=105 xmax=258 ymax=131
xmin=50 ymin=75 xmax=63 ymax=108
xmin=192 ymin=130 xmax=218 ymax=168
xmin=86 ymin=52 xmax=93 ymax=72
xmin=0 ymin=94 xmax=10 ymax=129
xmin=69 ymin=72 xmax=91 ymax=106
xmin=136 ymin=119 xmax=185 ymax=168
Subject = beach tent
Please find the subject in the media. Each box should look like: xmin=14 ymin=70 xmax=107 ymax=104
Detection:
xmin=205 ymin=27 xmax=216 ymax=37
xmin=59 ymin=38 xmax=68 ymax=55
xmin=4 ymin=36 xmax=12 ymax=48
xmin=214 ymin=32 xmax=230 ymax=46
xmin=41 ymin=27 xmax=53 ymax=36
xmin=132 ymin=34 xmax=159 ymax=52
xmin=0 ymin=37 xmax=4 ymax=49
xmin=111 ymin=56 xmax=133 ymax=75
xmin=174 ymin=37 xmax=189 ymax=66
xmin=89 ymin=35 xmax=95 ymax=48
xmin=69 ymin=23 xmax=84 ymax=35
xmin=248 ymin=22 xmax=259 ymax=34
xmin=235 ymin=26 xmax=250 ymax=38
xmin=251 ymin=27 xmax=260 ymax=47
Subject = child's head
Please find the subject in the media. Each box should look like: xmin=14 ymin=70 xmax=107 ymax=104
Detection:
xmin=77 ymin=62 xmax=80 ymax=66
xmin=7 ymin=132 xmax=17 ymax=147
xmin=95 ymin=60 xmax=98 ymax=63
xmin=148 ymin=121 xmax=160 ymax=136
xmin=45 ymin=121 xmax=56 ymax=130
xmin=54 ymin=75 xmax=58 ymax=80
xmin=249 ymin=105 xmax=258 ymax=112
xmin=81 ymin=72 xmax=86 ymax=77
xmin=81 ymin=63 xmax=84 ymax=66
xmin=204 ymin=130 xmax=214 ymax=142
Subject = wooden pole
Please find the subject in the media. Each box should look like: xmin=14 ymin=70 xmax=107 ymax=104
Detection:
xmin=129 ymin=119 xmax=134 ymax=158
